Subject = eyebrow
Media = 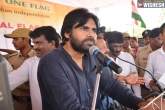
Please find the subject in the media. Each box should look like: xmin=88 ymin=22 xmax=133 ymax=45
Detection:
xmin=82 ymin=26 xmax=97 ymax=31
xmin=33 ymin=41 xmax=42 ymax=43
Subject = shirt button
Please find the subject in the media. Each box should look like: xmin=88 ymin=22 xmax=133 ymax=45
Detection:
xmin=88 ymin=89 xmax=90 ymax=91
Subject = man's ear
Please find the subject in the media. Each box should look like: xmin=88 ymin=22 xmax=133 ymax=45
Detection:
xmin=64 ymin=32 xmax=69 ymax=39
xmin=23 ymin=38 xmax=29 ymax=43
xmin=50 ymin=40 xmax=55 ymax=49
xmin=64 ymin=28 xmax=71 ymax=39
xmin=160 ymin=33 xmax=163 ymax=40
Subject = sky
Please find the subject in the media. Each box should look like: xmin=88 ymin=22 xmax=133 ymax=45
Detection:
xmin=89 ymin=2 xmax=162 ymax=33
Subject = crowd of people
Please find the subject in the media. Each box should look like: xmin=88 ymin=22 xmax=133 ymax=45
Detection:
xmin=0 ymin=8 xmax=165 ymax=110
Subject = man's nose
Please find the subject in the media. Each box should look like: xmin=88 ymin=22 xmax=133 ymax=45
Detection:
xmin=33 ymin=44 xmax=38 ymax=50
xmin=87 ymin=29 xmax=96 ymax=38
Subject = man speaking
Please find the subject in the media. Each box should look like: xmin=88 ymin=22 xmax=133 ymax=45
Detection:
xmin=37 ymin=8 xmax=148 ymax=110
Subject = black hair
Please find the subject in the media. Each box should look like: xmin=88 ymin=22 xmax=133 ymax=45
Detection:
xmin=57 ymin=33 xmax=62 ymax=40
xmin=61 ymin=8 xmax=100 ymax=43
xmin=160 ymin=23 xmax=165 ymax=34
xmin=29 ymin=26 xmax=59 ymax=48
xmin=130 ymin=37 xmax=137 ymax=41
xmin=105 ymin=31 xmax=124 ymax=44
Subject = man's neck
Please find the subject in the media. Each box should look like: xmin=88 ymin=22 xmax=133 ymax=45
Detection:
xmin=63 ymin=43 xmax=84 ymax=70
xmin=123 ymin=46 xmax=130 ymax=52
xmin=108 ymin=52 xmax=117 ymax=61
xmin=20 ymin=45 xmax=31 ymax=57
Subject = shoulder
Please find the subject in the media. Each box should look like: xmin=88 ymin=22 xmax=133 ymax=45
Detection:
xmin=122 ymin=51 xmax=133 ymax=57
xmin=149 ymin=48 xmax=160 ymax=57
xmin=4 ymin=52 xmax=20 ymax=59
xmin=138 ymin=45 xmax=149 ymax=52
xmin=26 ymin=56 xmax=40 ymax=63
xmin=40 ymin=49 xmax=62 ymax=64
xmin=28 ymin=49 xmax=36 ymax=57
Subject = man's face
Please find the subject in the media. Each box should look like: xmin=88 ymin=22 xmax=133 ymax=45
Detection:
xmin=68 ymin=18 xmax=97 ymax=53
xmin=98 ymin=33 xmax=105 ymax=39
xmin=12 ymin=37 xmax=27 ymax=50
xmin=150 ymin=35 xmax=163 ymax=49
xmin=33 ymin=35 xmax=54 ymax=57
xmin=130 ymin=39 xmax=138 ymax=48
xmin=143 ymin=36 xmax=150 ymax=46
xmin=160 ymin=28 xmax=165 ymax=45
xmin=110 ymin=43 xmax=123 ymax=56
xmin=123 ymin=37 xmax=130 ymax=48
xmin=97 ymin=39 xmax=109 ymax=54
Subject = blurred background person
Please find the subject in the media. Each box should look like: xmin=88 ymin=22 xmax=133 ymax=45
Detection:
xmin=136 ymin=28 xmax=163 ymax=98
xmin=122 ymin=32 xmax=135 ymax=58
xmin=98 ymin=26 xmax=106 ymax=39
xmin=130 ymin=37 xmax=140 ymax=57
xmin=3 ymin=28 xmax=36 ymax=110
xmin=142 ymin=30 xmax=151 ymax=46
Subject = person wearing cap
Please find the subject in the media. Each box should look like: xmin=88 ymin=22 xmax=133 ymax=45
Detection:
xmin=144 ymin=23 xmax=165 ymax=92
xmin=135 ymin=28 xmax=162 ymax=98
xmin=8 ymin=26 xmax=60 ymax=110
xmin=122 ymin=32 xmax=135 ymax=57
xmin=98 ymin=26 xmax=106 ymax=39
xmin=4 ymin=28 xmax=36 ymax=110
xmin=142 ymin=30 xmax=151 ymax=46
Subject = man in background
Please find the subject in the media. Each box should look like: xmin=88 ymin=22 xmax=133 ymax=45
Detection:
xmin=4 ymin=28 xmax=36 ymax=110
xmin=105 ymin=31 xmax=142 ymax=98
xmin=122 ymin=32 xmax=135 ymax=58
xmin=136 ymin=28 xmax=163 ymax=98
xmin=130 ymin=37 xmax=140 ymax=57
xmin=142 ymin=30 xmax=151 ymax=46
xmin=8 ymin=26 xmax=60 ymax=110
xmin=98 ymin=26 xmax=106 ymax=39
xmin=144 ymin=23 xmax=165 ymax=92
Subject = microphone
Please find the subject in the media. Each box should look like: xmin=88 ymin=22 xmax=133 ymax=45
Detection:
xmin=89 ymin=46 xmax=122 ymax=74
xmin=109 ymin=44 xmax=164 ymax=92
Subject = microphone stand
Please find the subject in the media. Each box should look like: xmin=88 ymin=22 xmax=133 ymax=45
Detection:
xmin=91 ymin=64 xmax=103 ymax=110
xmin=113 ymin=51 xmax=164 ymax=93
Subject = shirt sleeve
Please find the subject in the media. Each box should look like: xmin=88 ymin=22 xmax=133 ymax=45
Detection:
xmin=8 ymin=59 xmax=29 ymax=90
xmin=144 ymin=54 xmax=153 ymax=89
xmin=3 ymin=57 xmax=13 ymax=73
xmin=37 ymin=55 xmax=91 ymax=110
xmin=135 ymin=50 xmax=140 ymax=72
xmin=129 ymin=54 xmax=142 ymax=98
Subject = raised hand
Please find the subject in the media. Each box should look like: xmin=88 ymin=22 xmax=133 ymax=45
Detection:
xmin=125 ymin=71 xmax=145 ymax=85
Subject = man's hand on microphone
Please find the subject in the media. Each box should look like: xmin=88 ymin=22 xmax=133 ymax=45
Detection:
xmin=125 ymin=72 xmax=145 ymax=85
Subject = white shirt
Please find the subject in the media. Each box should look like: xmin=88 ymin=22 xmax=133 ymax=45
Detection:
xmin=2 ymin=56 xmax=13 ymax=73
xmin=144 ymin=47 xmax=165 ymax=89
xmin=8 ymin=56 xmax=41 ymax=110
xmin=113 ymin=51 xmax=141 ymax=98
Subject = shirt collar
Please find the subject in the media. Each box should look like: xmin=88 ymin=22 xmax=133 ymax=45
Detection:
xmin=18 ymin=48 xmax=35 ymax=57
xmin=147 ymin=45 xmax=153 ymax=53
xmin=119 ymin=51 xmax=124 ymax=55
xmin=159 ymin=46 xmax=165 ymax=55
